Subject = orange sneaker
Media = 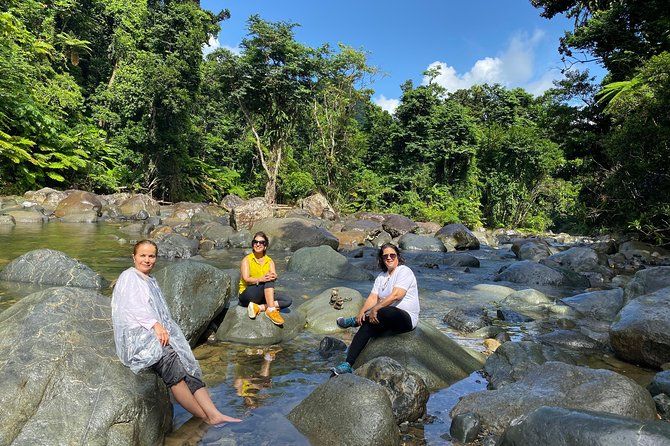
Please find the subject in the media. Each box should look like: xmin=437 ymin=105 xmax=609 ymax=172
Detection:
xmin=247 ymin=302 xmax=261 ymax=319
xmin=265 ymin=308 xmax=284 ymax=326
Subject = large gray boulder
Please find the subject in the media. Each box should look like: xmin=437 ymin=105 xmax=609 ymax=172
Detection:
xmin=560 ymin=288 xmax=624 ymax=321
xmin=443 ymin=307 xmax=491 ymax=333
xmin=543 ymin=246 xmax=604 ymax=269
xmin=353 ymin=321 xmax=485 ymax=390
xmin=451 ymin=361 xmax=657 ymax=435
xmin=494 ymin=260 xmax=589 ymax=287
xmin=398 ymin=233 xmax=446 ymax=252
xmin=436 ymin=223 xmax=480 ymax=250
xmin=24 ymin=187 xmax=66 ymax=212
xmin=287 ymin=374 xmax=400 ymax=446
xmin=355 ymin=356 xmax=429 ymax=423
xmin=288 ymin=246 xmax=372 ymax=281
xmin=3 ymin=207 xmax=48 ymax=223
xmin=220 ymin=194 xmax=246 ymax=212
xmin=118 ymin=194 xmax=160 ymax=218
xmin=0 ymin=287 xmax=171 ymax=445
xmin=215 ymin=305 xmax=304 ymax=345
xmin=500 ymin=406 xmax=670 ymax=446
xmin=298 ymin=193 xmax=335 ymax=219
xmin=624 ymin=266 xmax=670 ymax=301
xmin=53 ymin=190 xmax=102 ymax=222
xmin=154 ymin=232 xmax=199 ymax=259
xmin=619 ymin=240 xmax=670 ymax=261
xmin=189 ymin=221 xmax=235 ymax=248
xmin=230 ymin=197 xmax=273 ymax=230
xmin=297 ymin=287 xmax=365 ymax=334
xmin=154 ymin=261 xmax=231 ymax=346
xmin=514 ymin=239 xmax=552 ymax=261
xmin=251 ymin=217 xmax=339 ymax=251
xmin=648 ymin=370 xmax=670 ymax=397
xmin=0 ymin=249 xmax=108 ymax=289
xmin=382 ymin=214 xmax=418 ymax=238
xmin=341 ymin=219 xmax=384 ymax=236
xmin=610 ymin=287 xmax=670 ymax=368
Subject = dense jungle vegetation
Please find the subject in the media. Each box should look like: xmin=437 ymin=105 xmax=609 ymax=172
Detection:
xmin=1 ymin=0 xmax=669 ymax=241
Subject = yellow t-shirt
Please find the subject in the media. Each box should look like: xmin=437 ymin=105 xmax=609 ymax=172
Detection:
xmin=238 ymin=253 xmax=273 ymax=294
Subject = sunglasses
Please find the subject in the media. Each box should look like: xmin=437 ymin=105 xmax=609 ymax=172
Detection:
xmin=382 ymin=253 xmax=397 ymax=260
xmin=252 ymin=239 xmax=267 ymax=246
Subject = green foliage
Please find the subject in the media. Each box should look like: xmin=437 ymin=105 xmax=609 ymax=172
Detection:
xmin=280 ymin=171 xmax=316 ymax=201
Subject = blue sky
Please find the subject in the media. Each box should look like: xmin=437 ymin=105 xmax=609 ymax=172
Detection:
xmin=200 ymin=1 xmax=605 ymax=112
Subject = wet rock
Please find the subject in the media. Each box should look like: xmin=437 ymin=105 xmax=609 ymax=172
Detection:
xmin=611 ymin=287 xmax=670 ymax=368
xmin=287 ymin=374 xmax=400 ymax=446
xmin=0 ymin=287 xmax=171 ymax=445
xmin=318 ymin=336 xmax=347 ymax=358
xmin=452 ymin=361 xmax=657 ymax=435
xmin=496 ymin=308 xmax=533 ymax=323
xmin=355 ymin=356 xmax=429 ymax=423
xmin=648 ymin=370 xmax=670 ymax=397
xmin=511 ymin=238 xmax=550 ymax=261
xmin=215 ymin=305 xmax=304 ymax=345
xmin=299 ymin=193 xmax=336 ymax=219
xmin=220 ymin=194 xmax=246 ymax=212
xmin=230 ymin=197 xmax=273 ymax=230
xmin=353 ymin=321 xmax=485 ymax=390
xmin=494 ymin=261 xmax=589 ymax=287
xmin=560 ymin=288 xmax=624 ymax=321
xmin=54 ymin=190 xmax=102 ymax=222
xmin=154 ymin=261 xmax=231 ymax=346
xmin=504 ymin=288 xmax=552 ymax=306
xmin=382 ymin=214 xmax=418 ymax=238
xmin=654 ymin=394 xmax=670 ymax=420
xmin=501 ymin=406 xmax=670 ymax=446
xmin=0 ymin=249 xmax=108 ymax=288
xmin=3 ymin=207 xmax=48 ymax=223
xmin=443 ymin=252 xmax=480 ymax=267
xmin=544 ymin=246 xmax=605 ymax=270
xmin=297 ymin=287 xmax=365 ymax=334
xmin=471 ymin=325 xmax=508 ymax=339
xmin=435 ymin=223 xmax=480 ymax=250
xmin=398 ymin=233 xmax=446 ymax=252
xmin=443 ymin=307 xmax=492 ymax=333
xmin=189 ymin=221 xmax=234 ymax=248
xmin=369 ymin=230 xmax=393 ymax=248
xmin=538 ymin=329 xmax=605 ymax=352
xmin=623 ymin=266 xmax=670 ymax=301
xmin=118 ymin=194 xmax=160 ymax=218
xmin=251 ymin=217 xmax=338 ymax=251
xmin=0 ymin=214 xmax=15 ymax=225
xmin=153 ymin=232 xmax=199 ymax=259
xmin=288 ymin=246 xmax=372 ymax=281
xmin=484 ymin=341 xmax=578 ymax=389
xmin=450 ymin=412 xmax=481 ymax=444
xmin=471 ymin=284 xmax=515 ymax=300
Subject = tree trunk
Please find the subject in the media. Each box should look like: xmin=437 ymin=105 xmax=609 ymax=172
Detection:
xmin=264 ymin=177 xmax=277 ymax=204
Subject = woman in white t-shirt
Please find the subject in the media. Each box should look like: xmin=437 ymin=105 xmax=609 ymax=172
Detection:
xmin=331 ymin=243 xmax=419 ymax=375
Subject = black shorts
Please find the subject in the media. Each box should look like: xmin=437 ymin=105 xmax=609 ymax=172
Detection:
xmin=151 ymin=345 xmax=205 ymax=394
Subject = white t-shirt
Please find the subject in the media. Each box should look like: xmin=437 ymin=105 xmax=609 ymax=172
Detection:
xmin=371 ymin=264 xmax=420 ymax=328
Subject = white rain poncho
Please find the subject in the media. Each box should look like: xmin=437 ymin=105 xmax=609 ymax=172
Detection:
xmin=111 ymin=267 xmax=201 ymax=377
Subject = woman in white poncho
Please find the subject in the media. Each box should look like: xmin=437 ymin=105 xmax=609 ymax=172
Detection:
xmin=112 ymin=240 xmax=240 ymax=426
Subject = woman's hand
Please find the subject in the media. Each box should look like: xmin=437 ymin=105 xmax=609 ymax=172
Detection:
xmin=355 ymin=310 xmax=367 ymax=326
xmin=262 ymin=272 xmax=277 ymax=282
xmin=153 ymin=322 xmax=169 ymax=346
xmin=368 ymin=307 xmax=379 ymax=324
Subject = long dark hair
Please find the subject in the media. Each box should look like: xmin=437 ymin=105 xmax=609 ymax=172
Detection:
xmin=377 ymin=243 xmax=404 ymax=272
xmin=252 ymin=231 xmax=269 ymax=254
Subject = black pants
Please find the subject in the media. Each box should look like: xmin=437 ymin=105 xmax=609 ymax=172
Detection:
xmin=346 ymin=306 xmax=413 ymax=365
xmin=238 ymin=281 xmax=292 ymax=309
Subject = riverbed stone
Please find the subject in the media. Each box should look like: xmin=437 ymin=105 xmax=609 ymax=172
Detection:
xmin=288 ymin=373 xmax=400 ymax=446
xmin=484 ymin=341 xmax=579 ymax=389
xmin=353 ymin=321 xmax=485 ymax=390
xmin=560 ymin=288 xmax=624 ymax=321
xmin=189 ymin=221 xmax=234 ymax=248
xmin=53 ymin=190 xmax=102 ymax=222
xmin=450 ymin=412 xmax=481 ymax=444
xmin=251 ymin=217 xmax=338 ymax=251
xmin=648 ymin=370 xmax=670 ymax=397
xmin=220 ymin=194 xmax=245 ymax=212
xmin=153 ymin=232 xmax=199 ymax=259
xmin=318 ymin=336 xmax=347 ymax=358
xmin=228 ymin=228 xmax=252 ymax=248
xmin=435 ymin=223 xmax=480 ymax=250
xmin=369 ymin=230 xmax=393 ymax=248
xmin=299 ymin=193 xmax=335 ymax=219
xmin=154 ymin=261 xmax=231 ymax=346
xmin=623 ymin=266 xmax=670 ymax=301
xmin=24 ymin=187 xmax=67 ymax=211
xmin=443 ymin=307 xmax=492 ymax=333
xmin=415 ymin=221 xmax=441 ymax=235
xmin=398 ymin=233 xmax=446 ymax=252
xmin=382 ymin=214 xmax=418 ymax=238
xmin=619 ymin=240 xmax=670 ymax=262
xmin=0 ymin=214 xmax=15 ymax=225
xmin=215 ymin=305 xmax=304 ymax=345
xmin=516 ymin=240 xmax=552 ymax=261
xmin=3 ymin=207 xmax=48 ymax=223
xmin=443 ymin=252 xmax=480 ymax=267
xmin=610 ymin=286 xmax=670 ymax=368
xmin=118 ymin=194 xmax=160 ymax=218
xmin=230 ymin=197 xmax=273 ymax=230
xmin=494 ymin=260 xmax=589 ymax=287
xmin=0 ymin=249 xmax=108 ymax=288
xmin=544 ymin=246 xmax=605 ymax=269
xmin=355 ymin=356 xmax=429 ymax=423
xmin=537 ymin=329 xmax=606 ymax=352
xmin=451 ymin=361 xmax=657 ymax=435
xmin=297 ymin=287 xmax=365 ymax=334
xmin=0 ymin=287 xmax=171 ymax=446
xmin=500 ymin=406 xmax=670 ymax=446
xmin=288 ymin=246 xmax=372 ymax=281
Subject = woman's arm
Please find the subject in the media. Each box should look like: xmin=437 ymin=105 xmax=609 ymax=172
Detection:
xmin=356 ymin=292 xmax=379 ymax=325
xmin=240 ymin=257 xmax=258 ymax=285
xmin=263 ymin=259 xmax=278 ymax=282
xmin=368 ymin=287 xmax=407 ymax=323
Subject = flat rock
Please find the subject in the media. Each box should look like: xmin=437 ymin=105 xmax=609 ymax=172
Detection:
xmin=0 ymin=249 xmax=108 ymax=289
xmin=215 ymin=305 xmax=304 ymax=345
xmin=251 ymin=217 xmax=338 ymax=251
xmin=0 ymin=287 xmax=171 ymax=445
xmin=398 ymin=233 xmax=446 ymax=252
xmin=560 ymin=288 xmax=624 ymax=321
xmin=154 ymin=233 xmax=199 ymax=259
xmin=494 ymin=260 xmax=589 ymax=287
xmin=297 ymin=287 xmax=365 ymax=334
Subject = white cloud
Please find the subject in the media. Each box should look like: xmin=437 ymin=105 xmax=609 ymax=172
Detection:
xmin=374 ymin=94 xmax=400 ymax=114
xmin=423 ymin=30 xmax=561 ymax=95
xmin=202 ymin=35 xmax=220 ymax=56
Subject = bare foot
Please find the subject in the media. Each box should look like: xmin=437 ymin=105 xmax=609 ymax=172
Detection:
xmin=206 ymin=414 xmax=242 ymax=426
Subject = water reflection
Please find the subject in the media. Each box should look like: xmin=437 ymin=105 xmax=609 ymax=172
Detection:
xmin=233 ymin=346 xmax=282 ymax=410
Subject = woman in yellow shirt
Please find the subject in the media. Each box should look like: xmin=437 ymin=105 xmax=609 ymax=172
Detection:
xmin=239 ymin=232 xmax=291 ymax=325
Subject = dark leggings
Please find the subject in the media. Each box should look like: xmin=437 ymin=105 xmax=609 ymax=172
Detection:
xmin=238 ymin=281 xmax=292 ymax=309
xmin=346 ymin=306 xmax=413 ymax=365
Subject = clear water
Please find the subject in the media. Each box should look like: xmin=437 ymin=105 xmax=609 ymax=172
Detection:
xmin=0 ymin=223 xmax=656 ymax=445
